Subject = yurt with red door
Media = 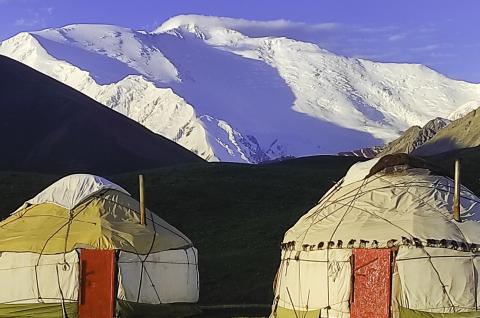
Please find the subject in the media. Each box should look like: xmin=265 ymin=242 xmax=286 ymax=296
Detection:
xmin=271 ymin=154 xmax=480 ymax=318
xmin=0 ymin=174 xmax=199 ymax=318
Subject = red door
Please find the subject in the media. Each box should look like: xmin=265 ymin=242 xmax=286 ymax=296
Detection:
xmin=350 ymin=249 xmax=392 ymax=318
xmin=79 ymin=249 xmax=116 ymax=318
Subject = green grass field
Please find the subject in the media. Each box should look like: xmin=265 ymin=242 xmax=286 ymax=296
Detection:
xmin=0 ymin=152 xmax=478 ymax=317
xmin=426 ymin=146 xmax=480 ymax=194
xmin=0 ymin=155 xmax=361 ymax=307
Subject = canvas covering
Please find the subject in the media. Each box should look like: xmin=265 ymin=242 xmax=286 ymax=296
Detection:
xmin=0 ymin=174 xmax=199 ymax=317
xmin=395 ymin=246 xmax=480 ymax=314
xmin=274 ymin=249 xmax=352 ymax=317
xmin=0 ymin=191 xmax=192 ymax=255
xmin=0 ymin=251 xmax=78 ymax=304
xmin=284 ymin=166 xmax=480 ymax=249
xmin=24 ymin=174 xmax=129 ymax=210
xmin=0 ymin=303 xmax=77 ymax=318
xmin=117 ymin=248 xmax=199 ymax=304
xmin=271 ymin=157 xmax=480 ymax=318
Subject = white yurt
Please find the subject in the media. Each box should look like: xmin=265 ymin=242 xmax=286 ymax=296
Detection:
xmin=271 ymin=154 xmax=480 ymax=318
xmin=0 ymin=174 xmax=199 ymax=318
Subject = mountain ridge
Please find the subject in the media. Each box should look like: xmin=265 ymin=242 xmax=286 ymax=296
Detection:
xmin=1 ymin=15 xmax=479 ymax=162
xmin=414 ymin=108 xmax=480 ymax=156
xmin=378 ymin=117 xmax=451 ymax=156
xmin=0 ymin=55 xmax=203 ymax=174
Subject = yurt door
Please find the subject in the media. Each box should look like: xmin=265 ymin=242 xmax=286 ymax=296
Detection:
xmin=350 ymin=249 xmax=392 ymax=318
xmin=79 ymin=249 xmax=116 ymax=318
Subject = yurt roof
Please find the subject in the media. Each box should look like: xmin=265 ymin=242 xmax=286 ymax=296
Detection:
xmin=283 ymin=154 xmax=480 ymax=252
xmin=23 ymin=174 xmax=129 ymax=211
xmin=0 ymin=174 xmax=192 ymax=255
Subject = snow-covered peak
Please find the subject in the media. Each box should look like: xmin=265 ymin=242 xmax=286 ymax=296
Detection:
xmin=38 ymin=23 xmax=133 ymax=37
xmin=448 ymin=101 xmax=480 ymax=120
xmin=32 ymin=24 xmax=180 ymax=84
xmin=155 ymin=14 xmax=294 ymax=36
xmin=2 ymin=19 xmax=480 ymax=164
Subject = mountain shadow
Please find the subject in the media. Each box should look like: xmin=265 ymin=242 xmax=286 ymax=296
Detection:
xmin=0 ymin=55 xmax=203 ymax=175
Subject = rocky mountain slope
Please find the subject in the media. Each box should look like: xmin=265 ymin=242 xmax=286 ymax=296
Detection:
xmin=368 ymin=104 xmax=480 ymax=157
xmin=378 ymin=117 xmax=451 ymax=156
xmin=414 ymin=108 xmax=480 ymax=156
xmin=1 ymin=15 xmax=479 ymax=162
xmin=0 ymin=55 xmax=202 ymax=174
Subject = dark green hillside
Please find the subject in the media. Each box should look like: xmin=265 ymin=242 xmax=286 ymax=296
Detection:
xmin=0 ymin=55 xmax=202 ymax=175
xmin=1 ymin=151 xmax=478 ymax=310
xmin=428 ymin=146 xmax=480 ymax=194
xmin=0 ymin=155 xmax=361 ymax=305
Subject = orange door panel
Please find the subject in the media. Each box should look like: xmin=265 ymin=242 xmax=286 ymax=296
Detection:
xmin=79 ymin=249 xmax=116 ymax=318
xmin=350 ymin=248 xmax=392 ymax=318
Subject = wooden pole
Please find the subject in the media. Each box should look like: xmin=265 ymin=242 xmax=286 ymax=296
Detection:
xmin=453 ymin=159 xmax=461 ymax=222
xmin=139 ymin=174 xmax=146 ymax=225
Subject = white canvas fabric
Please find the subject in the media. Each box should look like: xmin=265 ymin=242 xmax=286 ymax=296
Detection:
xmin=23 ymin=174 xmax=129 ymax=211
xmin=395 ymin=246 xmax=480 ymax=313
xmin=273 ymin=156 xmax=480 ymax=317
xmin=274 ymin=249 xmax=352 ymax=317
xmin=0 ymin=251 xmax=79 ymax=304
xmin=284 ymin=165 xmax=480 ymax=249
xmin=1 ymin=174 xmax=199 ymax=311
xmin=341 ymin=157 xmax=380 ymax=186
xmin=117 ymin=247 xmax=199 ymax=304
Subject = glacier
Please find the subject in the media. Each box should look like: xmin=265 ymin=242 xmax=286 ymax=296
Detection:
xmin=1 ymin=15 xmax=479 ymax=163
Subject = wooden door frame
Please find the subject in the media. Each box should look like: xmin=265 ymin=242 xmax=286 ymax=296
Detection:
xmin=350 ymin=248 xmax=393 ymax=318
xmin=78 ymin=249 xmax=117 ymax=318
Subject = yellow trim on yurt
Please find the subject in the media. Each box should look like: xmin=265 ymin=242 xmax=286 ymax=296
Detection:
xmin=399 ymin=307 xmax=480 ymax=318
xmin=0 ymin=303 xmax=77 ymax=318
xmin=273 ymin=306 xmax=321 ymax=318
xmin=0 ymin=190 xmax=191 ymax=255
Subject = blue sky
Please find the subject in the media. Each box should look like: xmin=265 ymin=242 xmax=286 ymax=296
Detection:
xmin=1 ymin=0 xmax=479 ymax=83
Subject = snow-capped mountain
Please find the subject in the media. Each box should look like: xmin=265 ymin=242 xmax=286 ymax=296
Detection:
xmin=448 ymin=101 xmax=480 ymax=121
xmin=1 ymin=15 xmax=480 ymax=163
xmin=0 ymin=55 xmax=202 ymax=174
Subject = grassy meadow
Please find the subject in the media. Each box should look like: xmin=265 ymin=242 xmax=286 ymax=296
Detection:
xmin=1 ymin=151 xmax=478 ymax=317
xmin=0 ymin=155 xmax=362 ymax=307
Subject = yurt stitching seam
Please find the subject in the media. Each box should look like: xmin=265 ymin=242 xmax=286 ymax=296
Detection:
xmin=325 ymin=178 xmax=368 ymax=315
xmin=304 ymin=179 xmax=344 ymax=221
xmin=323 ymin=199 xmax=413 ymax=238
xmin=281 ymin=240 xmax=480 ymax=253
xmin=325 ymin=180 xmax=480 ymax=207
xmin=191 ymin=247 xmax=200 ymax=291
xmin=381 ymin=176 xmax=469 ymax=243
xmin=185 ymin=249 xmax=190 ymax=285
xmin=117 ymin=239 xmax=162 ymax=303
xmin=0 ymin=204 xmax=36 ymax=228
xmin=136 ymin=209 xmax=162 ymax=304
xmin=62 ymin=211 xmax=74 ymax=266
xmin=33 ymin=203 xmax=90 ymax=303
xmin=289 ymin=175 xmax=479 ymax=252
xmin=7 ymin=214 xmax=96 ymax=224
xmin=303 ymin=177 xmax=476 ymax=227
xmin=421 ymin=247 xmax=458 ymax=312
xmin=298 ymin=174 xmax=385 ymax=242
xmin=99 ymin=196 xmax=190 ymax=244
xmin=474 ymin=258 xmax=478 ymax=310
xmin=285 ymin=287 xmax=299 ymax=318
xmin=0 ymin=297 xmax=77 ymax=304
xmin=55 ymin=263 xmax=68 ymax=318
